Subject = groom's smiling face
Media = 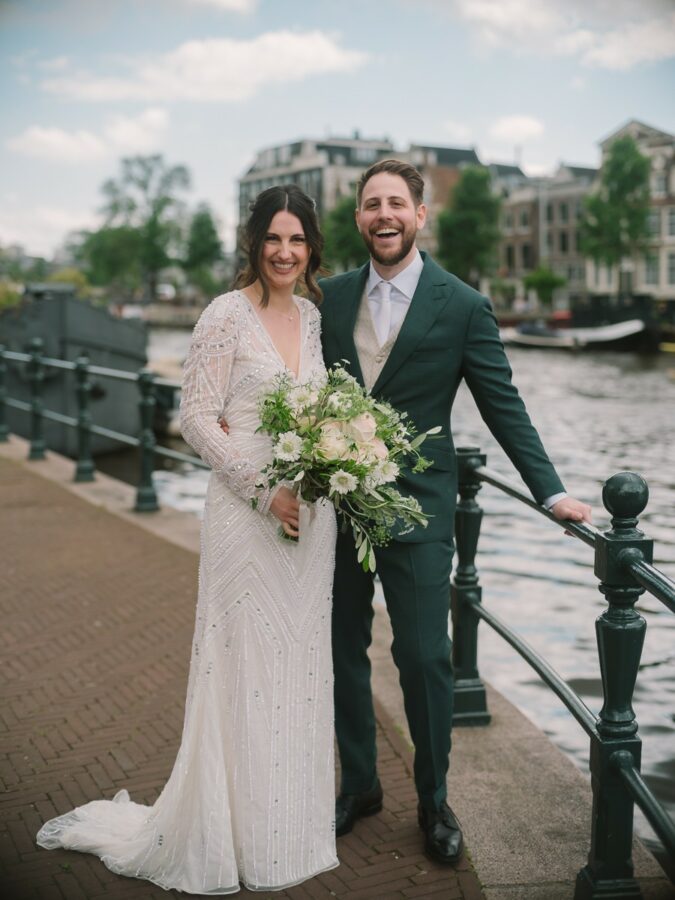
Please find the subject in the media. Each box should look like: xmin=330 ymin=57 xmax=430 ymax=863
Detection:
xmin=355 ymin=172 xmax=427 ymax=271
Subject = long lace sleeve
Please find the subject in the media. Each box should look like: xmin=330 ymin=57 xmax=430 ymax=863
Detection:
xmin=180 ymin=297 xmax=278 ymax=513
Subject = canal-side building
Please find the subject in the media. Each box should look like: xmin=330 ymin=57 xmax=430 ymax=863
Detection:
xmin=588 ymin=119 xmax=675 ymax=303
xmin=237 ymin=133 xmax=394 ymax=225
xmin=488 ymin=162 xmax=528 ymax=198
xmin=498 ymin=181 xmax=540 ymax=293
xmin=403 ymin=144 xmax=482 ymax=254
xmin=237 ymin=138 xmax=484 ymax=257
xmin=538 ymin=164 xmax=598 ymax=305
xmin=498 ymin=164 xmax=597 ymax=308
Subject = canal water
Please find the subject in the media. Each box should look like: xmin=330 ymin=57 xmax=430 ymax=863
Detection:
xmin=109 ymin=328 xmax=675 ymax=861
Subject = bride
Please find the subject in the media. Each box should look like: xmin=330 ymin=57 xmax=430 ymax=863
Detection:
xmin=36 ymin=185 xmax=339 ymax=893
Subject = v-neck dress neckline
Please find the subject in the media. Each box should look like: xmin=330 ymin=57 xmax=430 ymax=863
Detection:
xmin=239 ymin=291 xmax=304 ymax=380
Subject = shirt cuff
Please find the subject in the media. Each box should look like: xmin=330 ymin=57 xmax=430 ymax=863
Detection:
xmin=543 ymin=491 xmax=568 ymax=510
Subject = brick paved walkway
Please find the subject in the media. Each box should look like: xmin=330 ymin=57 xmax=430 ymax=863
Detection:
xmin=1 ymin=457 xmax=484 ymax=900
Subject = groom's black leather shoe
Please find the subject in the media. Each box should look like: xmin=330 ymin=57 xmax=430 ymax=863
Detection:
xmin=418 ymin=801 xmax=464 ymax=865
xmin=335 ymin=781 xmax=383 ymax=836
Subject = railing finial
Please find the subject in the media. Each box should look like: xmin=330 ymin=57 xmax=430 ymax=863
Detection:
xmin=602 ymin=472 xmax=648 ymax=532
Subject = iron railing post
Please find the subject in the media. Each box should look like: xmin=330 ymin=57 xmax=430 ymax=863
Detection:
xmin=451 ymin=446 xmax=491 ymax=725
xmin=74 ymin=355 xmax=95 ymax=483
xmin=0 ymin=346 xmax=9 ymax=442
xmin=135 ymin=369 xmax=158 ymax=512
xmin=575 ymin=472 xmax=653 ymax=900
xmin=28 ymin=337 xmax=46 ymax=460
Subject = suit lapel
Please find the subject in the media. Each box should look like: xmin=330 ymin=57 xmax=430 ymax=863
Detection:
xmin=333 ymin=262 xmax=369 ymax=387
xmin=371 ymin=254 xmax=454 ymax=396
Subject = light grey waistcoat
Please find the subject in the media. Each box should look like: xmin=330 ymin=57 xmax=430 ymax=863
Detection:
xmin=353 ymin=289 xmax=405 ymax=392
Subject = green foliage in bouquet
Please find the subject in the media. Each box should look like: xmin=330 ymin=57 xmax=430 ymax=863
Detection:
xmin=255 ymin=365 xmax=440 ymax=572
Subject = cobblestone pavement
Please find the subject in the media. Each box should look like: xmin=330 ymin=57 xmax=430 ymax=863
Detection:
xmin=1 ymin=458 xmax=484 ymax=900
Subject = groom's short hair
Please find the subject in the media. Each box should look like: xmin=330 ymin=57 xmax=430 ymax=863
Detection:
xmin=356 ymin=159 xmax=425 ymax=208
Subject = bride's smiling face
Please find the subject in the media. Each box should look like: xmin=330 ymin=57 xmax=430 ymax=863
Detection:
xmin=260 ymin=211 xmax=310 ymax=291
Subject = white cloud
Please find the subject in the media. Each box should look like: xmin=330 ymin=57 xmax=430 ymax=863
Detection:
xmin=41 ymin=31 xmax=368 ymax=102
xmin=578 ymin=12 xmax=675 ymax=70
xmin=441 ymin=0 xmax=675 ymax=70
xmin=7 ymin=127 xmax=107 ymax=163
xmin=39 ymin=55 xmax=70 ymax=72
xmin=104 ymin=108 xmax=169 ymax=154
xmin=7 ymin=108 xmax=169 ymax=164
xmin=443 ymin=120 xmax=473 ymax=143
xmin=0 ymin=206 xmax=98 ymax=258
xmin=521 ymin=161 xmax=553 ymax=177
xmin=489 ymin=115 xmax=544 ymax=143
xmin=183 ymin=0 xmax=257 ymax=10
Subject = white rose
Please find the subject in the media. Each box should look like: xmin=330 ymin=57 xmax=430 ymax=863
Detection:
xmin=370 ymin=437 xmax=388 ymax=460
xmin=346 ymin=411 xmax=377 ymax=443
xmin=316 ymin=422 xmax=350 ymax=460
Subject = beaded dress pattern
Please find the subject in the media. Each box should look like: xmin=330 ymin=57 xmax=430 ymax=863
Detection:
xmin=36 ymin=291 xmax=338 ymax=894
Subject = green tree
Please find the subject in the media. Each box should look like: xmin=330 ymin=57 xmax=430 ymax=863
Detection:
xmin=523 ymin=266 xmax=566 ymax=308
xmin=579 ymin=136 xmax=650 ymax=292
xmin=322 ymin=195 xmax=368 ymax=273
xmin=183 ymin=205 xmax=224 ymax=298
xmin=436 ymin=166 xmax=501 ymax=288
xmin=71 ymin=225 xmax=143 ymax=302
xmin=47 ymin=266 xmax=92 ymax=299
xmin=0 ymin=281 xmax=21 ymax=310
xmin=101 ymin=155 xmax=191 ymax=300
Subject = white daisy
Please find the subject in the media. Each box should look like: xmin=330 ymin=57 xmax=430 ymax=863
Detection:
xmin=274 ymin=431 xmax=303 ymax=462
xmin=377 ymin=460 xmax=399 ymax=483
xmin=329 ymin=470 xmax=358 ymax=495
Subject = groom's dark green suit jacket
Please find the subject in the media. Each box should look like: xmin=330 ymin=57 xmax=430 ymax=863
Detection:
xmin=319 ymin=252 xmax=565 ymax=543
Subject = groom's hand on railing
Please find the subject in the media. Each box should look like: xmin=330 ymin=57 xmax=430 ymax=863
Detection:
xmin=551 ymin=496 xmax=593 ymax=529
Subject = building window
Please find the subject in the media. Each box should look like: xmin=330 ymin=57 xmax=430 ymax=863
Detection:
xmin=505 ymin=245 xmax=514 ymax=269
xmin=560 ymin=202 xmax=569 ymax=223
xmin=354 ymin=146 xmax=376 ymax=163
xmin=575 ymin=201 xmax=583 ymax=221
xmin=647 ymin=209 xmax=661 ymax=236
xmin=522 ymin=244 xmax=531 ymax=268
xmin=652 ymin=173 xmax=667 ymax=196
xmin=519 ymin=210 xmax=529 ymax=228
xmin=644 ymin=254 xmax=659 ymax=285
xmin=503 ymin=212 xmax=513 ymax=230
xmin=560 ymin=232 xmax=568 ymax=254
xmin=669 ymin=252 xmax=675 ymax=285
xmin=546 ymin=203 xmax=553 ymax=223
xmin=546 ymin=232 xmax=553 ymax=253
xmin=669 ymin=208 xmax=675 ymax=236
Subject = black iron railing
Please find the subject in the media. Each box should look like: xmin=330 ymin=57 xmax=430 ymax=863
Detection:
xmin=0 ymin=337 xmax=207 ymax=511
xmin=451 ymin=447 xmax=675 ymax=898
xmin=1 ymin=340 xmax=673 ymax=896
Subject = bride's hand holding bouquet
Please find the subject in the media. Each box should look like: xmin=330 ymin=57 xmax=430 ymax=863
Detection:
xmin=255 ymin=365 xmax=440 ymax=572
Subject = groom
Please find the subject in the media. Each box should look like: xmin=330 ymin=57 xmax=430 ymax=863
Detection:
xmin=318 ymin=159 xmax=591 ymax=865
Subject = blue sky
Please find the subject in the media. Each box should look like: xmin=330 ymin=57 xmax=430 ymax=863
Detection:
xmin=2 ymin=0 xmax=674 ymax=257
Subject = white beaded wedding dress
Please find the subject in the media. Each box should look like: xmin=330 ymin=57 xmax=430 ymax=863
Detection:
xmin=37 ymin=291 xmax=339 ymax=894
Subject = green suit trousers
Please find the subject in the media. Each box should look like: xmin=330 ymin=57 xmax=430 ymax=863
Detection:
xmin=332 ymin=529 xmax=454 ymax=811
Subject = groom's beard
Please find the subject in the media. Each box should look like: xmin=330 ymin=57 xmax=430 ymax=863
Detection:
xmin=360 ymin=227 xmax=417 ymax=268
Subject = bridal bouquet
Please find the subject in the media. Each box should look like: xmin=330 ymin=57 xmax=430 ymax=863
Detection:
xmin=254 ymin=365 xmax=439 ymax=571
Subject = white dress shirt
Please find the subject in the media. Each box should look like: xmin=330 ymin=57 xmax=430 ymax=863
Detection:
xmin=365 ymin=249 xmax=566 ymax=511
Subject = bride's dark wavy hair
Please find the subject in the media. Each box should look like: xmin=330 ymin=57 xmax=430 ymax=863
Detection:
xmin=234 ymin=184 xmax=324 ymax=307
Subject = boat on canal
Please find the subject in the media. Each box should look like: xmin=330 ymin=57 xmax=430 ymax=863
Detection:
xmin=500 ymin=318 xmax=651 ymax=351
